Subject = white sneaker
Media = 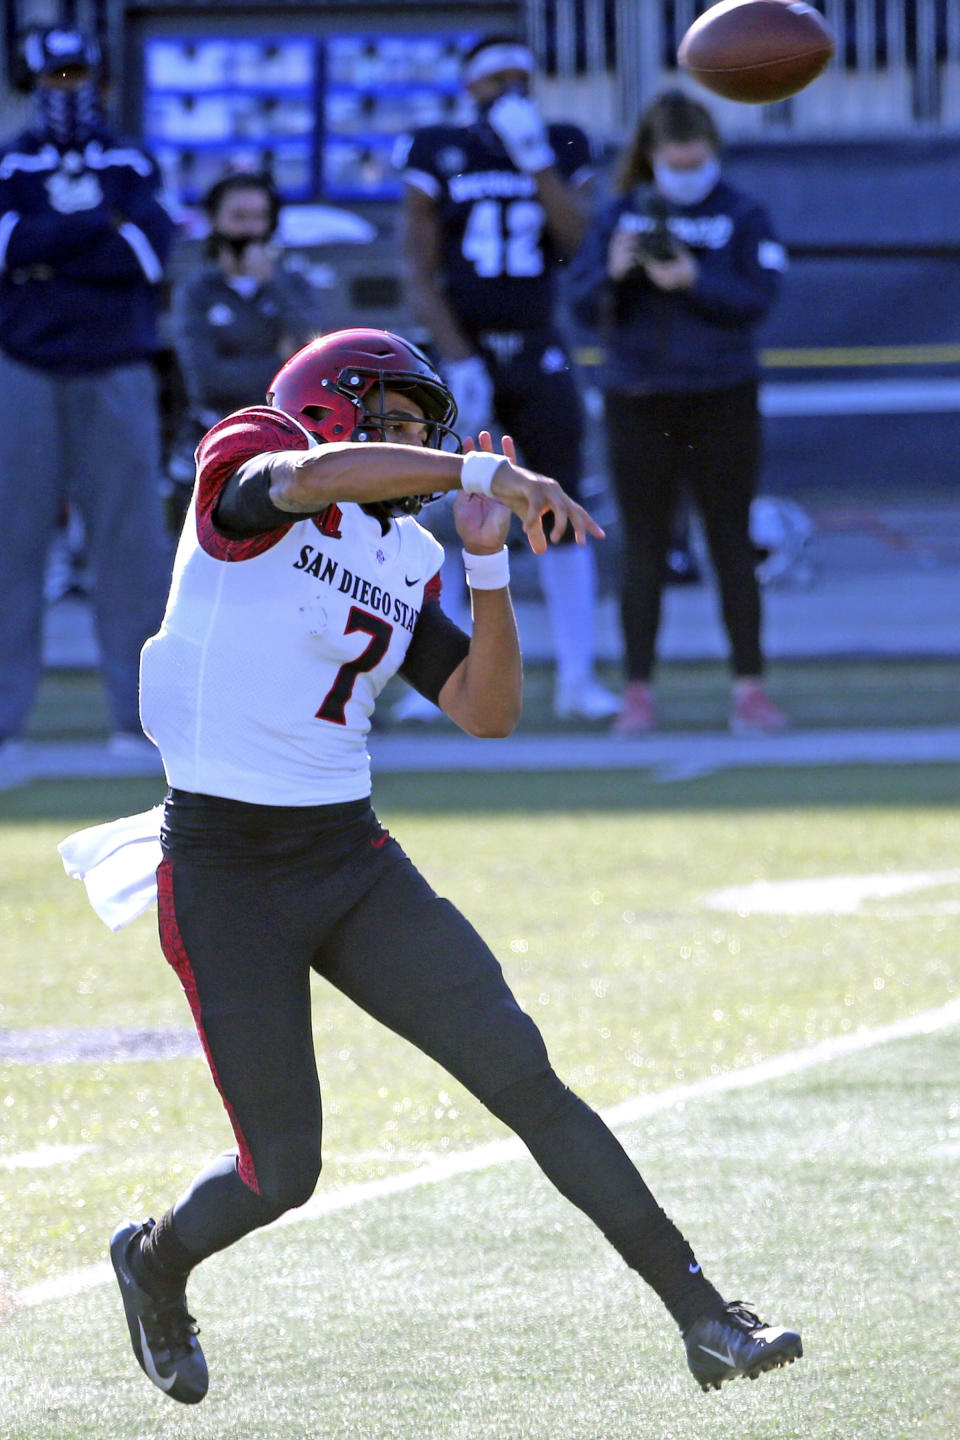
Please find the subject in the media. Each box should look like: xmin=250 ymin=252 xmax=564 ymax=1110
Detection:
xmin=554 ymin=679 xmax=621 ymax=721
xmin=390 ymin=689 xmax=444 ymax=724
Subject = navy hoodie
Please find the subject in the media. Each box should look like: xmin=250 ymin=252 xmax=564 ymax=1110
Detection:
xmin=567 ymin=178 xmax=786 ymax=394
xmin=0 ymin=126 xmax=177 ymax=374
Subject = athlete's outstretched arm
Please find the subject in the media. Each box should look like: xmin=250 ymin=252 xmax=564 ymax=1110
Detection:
xmin=264 ymin=441 xmax=604 ymax=557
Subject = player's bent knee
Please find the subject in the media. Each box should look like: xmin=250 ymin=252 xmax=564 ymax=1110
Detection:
xmin=253 ymin=1142 xmax=323 ymax=1214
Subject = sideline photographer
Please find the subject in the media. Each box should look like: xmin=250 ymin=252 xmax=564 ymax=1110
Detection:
xmin=612 ymin=188 xmax=704 ymax=589
xmin=618 ymin=191 xmax=678 ymax=265
xmin=568 ymin=90 xmax=789 ymax=736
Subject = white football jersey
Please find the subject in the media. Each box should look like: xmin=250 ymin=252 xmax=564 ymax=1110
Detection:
xmin=140 ymin=407 xmax=444 ymax=804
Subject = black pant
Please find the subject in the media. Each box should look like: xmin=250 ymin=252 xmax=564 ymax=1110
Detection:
xmin=605 ymin=380 xmax=763 ymax=680
xmin=474 ymin=328 xmax=585 ymax=546
xmin=157 ymin=791 xmax=664 ymax=1262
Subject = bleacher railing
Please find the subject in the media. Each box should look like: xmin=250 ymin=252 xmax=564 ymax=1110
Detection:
xmin=525 ymin=0 xmax=960 ymax=138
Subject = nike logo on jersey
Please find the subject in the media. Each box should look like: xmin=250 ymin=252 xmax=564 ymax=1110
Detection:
xmin=688 ymin=1262 xmax=701 ymax=1274
xmin=139 ymin=1319 xmax=178 ymax=1392
xmin=698 ymin=1343 xmax=735 ymax=1367
xmin=371 ymin=832 xmax=389 ymax=849
xmin=404 ymin=576 xmax=421 ymax=586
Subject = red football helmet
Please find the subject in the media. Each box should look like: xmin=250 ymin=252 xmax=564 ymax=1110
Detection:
xmin=267 ymin=329 xmax=460 ymax=516
xmin=268 ymin=328 xmax=458 ymax=440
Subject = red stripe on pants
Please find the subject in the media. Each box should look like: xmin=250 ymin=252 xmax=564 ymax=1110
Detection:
xmin=156 ymin=856 xmax=261 ymax=1193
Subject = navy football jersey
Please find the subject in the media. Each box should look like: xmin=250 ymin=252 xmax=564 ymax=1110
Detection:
xmin=397 ymin=119 xmax=593 ymax=333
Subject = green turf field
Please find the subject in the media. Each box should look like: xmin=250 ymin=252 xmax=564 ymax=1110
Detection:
xmin=2 ymin=760 xmax=959 ymax=1438
xmin=21 ymin=655 xmax=960 ymax=738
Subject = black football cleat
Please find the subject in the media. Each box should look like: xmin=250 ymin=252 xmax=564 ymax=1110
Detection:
xmin=110 ymin=1219 xmax=208 ymax=1404
xmin=684 ymin=1301 xmax=802 ymax=1392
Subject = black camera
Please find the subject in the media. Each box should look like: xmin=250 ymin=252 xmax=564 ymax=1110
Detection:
xmin=634 ymin=192 xmax=677 ymax=263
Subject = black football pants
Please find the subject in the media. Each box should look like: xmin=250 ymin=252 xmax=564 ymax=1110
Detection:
xmin=478 ymin=328 xmax=585 ymax=544
xmin=156 ymin=792 xmax=666 ymax=1263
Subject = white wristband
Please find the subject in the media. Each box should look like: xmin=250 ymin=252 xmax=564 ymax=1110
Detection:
xmin=462 ymin=546 xmax=510 ymax=590
xmin=461 ymin=449 xmax=508 ymax=497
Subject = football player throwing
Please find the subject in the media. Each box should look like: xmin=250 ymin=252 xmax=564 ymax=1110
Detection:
xmin=61 ymin=327 xmax=799 ymax=1405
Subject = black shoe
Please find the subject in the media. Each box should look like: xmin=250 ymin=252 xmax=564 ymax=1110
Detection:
xmin=684 ymin=1300 xmax=802 ymax=1392
xmin=110 ymin=1219 xmax=208 ymax=1404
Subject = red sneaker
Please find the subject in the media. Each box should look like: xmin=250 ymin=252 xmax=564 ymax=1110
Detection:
xmin=730 ymin=684 xmax=789 ymax=735
xmin=611 ymin=683 xmax=657 ymax=736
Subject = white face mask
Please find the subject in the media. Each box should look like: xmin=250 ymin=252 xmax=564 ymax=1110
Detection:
xmin=653 ymin=157 xmax=720 ymax=207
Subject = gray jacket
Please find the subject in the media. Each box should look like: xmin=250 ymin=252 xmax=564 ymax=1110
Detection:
xmin=171 ymin=265 xmax=323 ymax=417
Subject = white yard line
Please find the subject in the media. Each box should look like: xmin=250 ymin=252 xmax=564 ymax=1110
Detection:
xmin=0 ymin=1144 xmax=93 ymax=1171
xmin=705 ymin=869 xmax=960 ymax=916
xmin=16 ymin=993 xmax=960 ymax=1311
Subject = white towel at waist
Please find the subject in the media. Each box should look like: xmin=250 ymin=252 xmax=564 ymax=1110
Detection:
xmin=59 ymin=806 xmax=164 ymax=931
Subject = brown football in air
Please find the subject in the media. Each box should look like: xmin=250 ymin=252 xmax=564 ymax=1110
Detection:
xmin=678 ymin=0 xmax=835 ymax=104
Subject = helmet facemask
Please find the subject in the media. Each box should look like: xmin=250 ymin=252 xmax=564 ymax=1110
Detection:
xmin=301 ymin=365 xmax=461 ymax=519
xmin=267 ymin=328 xmax=463 ymax=520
